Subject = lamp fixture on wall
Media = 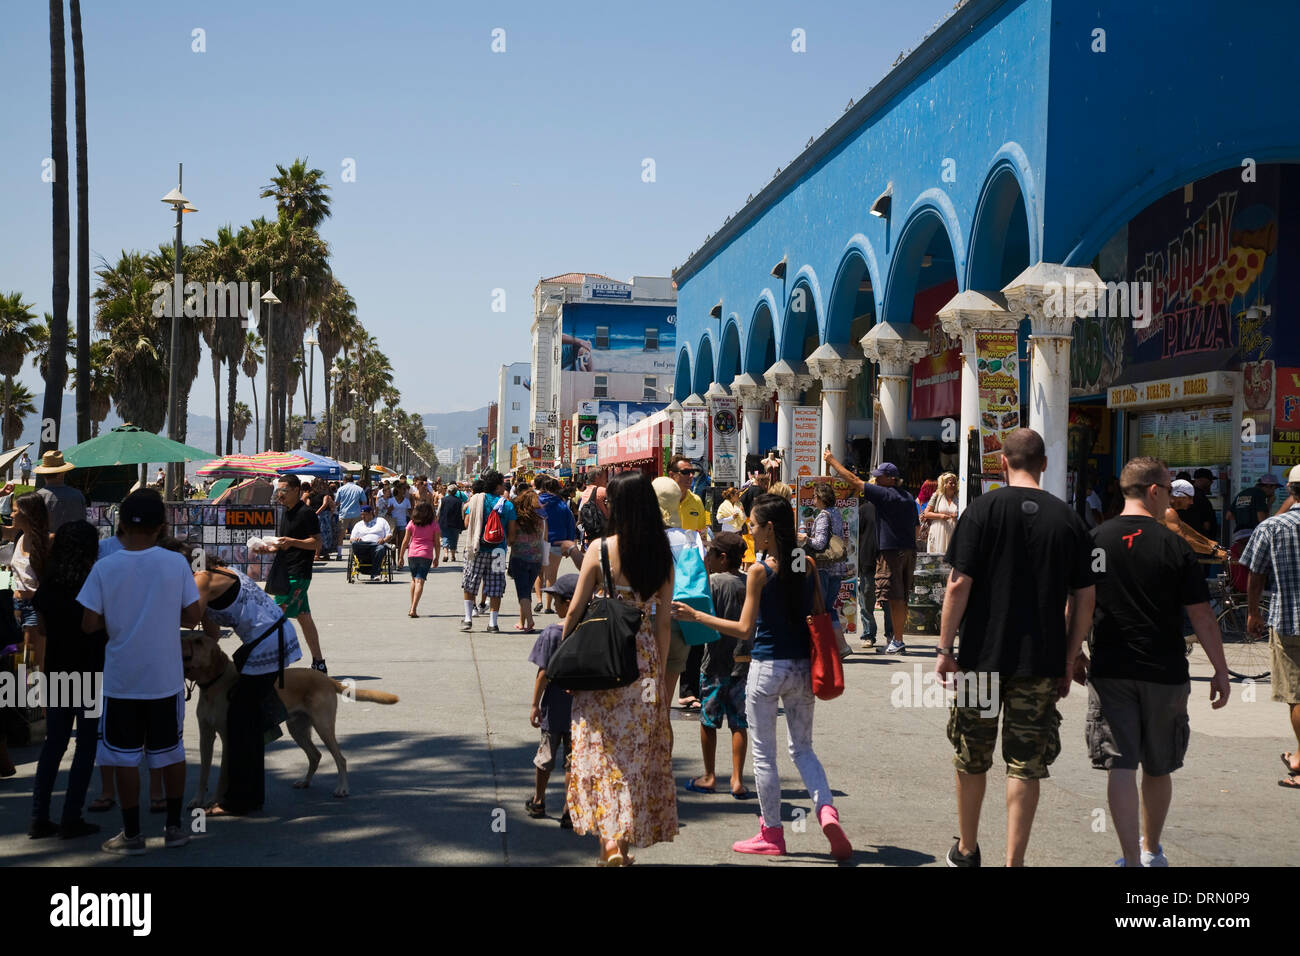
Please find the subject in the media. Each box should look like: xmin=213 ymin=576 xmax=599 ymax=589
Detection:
xmin=709 ymin=302 xmax=723 ymax=319
xmin=870 ymin=184 xmax=892 ymax=219
xmin=770 ymin=256 xmax=787 ymax=280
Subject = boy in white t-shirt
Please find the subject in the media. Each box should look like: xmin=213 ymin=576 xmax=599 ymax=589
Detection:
xmin=78 ymin=489 xmax=202 ymax=855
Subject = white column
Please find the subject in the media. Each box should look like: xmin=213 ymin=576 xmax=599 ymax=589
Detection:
xmin=859 ymin=323 xmax=928 ymax=460
xmin=1004 ymin=263 xmax=1101 ymax=502
xmin=765 ymin=361 xmax=813 ymax=478
xmin=731 ymin=373 xmax=768 ymax=478
xmin=938 ymin=290 xmax=1017 ymax=510
xmin=806 ymin=342 xmax=864 ymax=465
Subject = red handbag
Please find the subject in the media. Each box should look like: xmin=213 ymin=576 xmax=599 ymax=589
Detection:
xmin=805 ymin=557 xmax=845 ymax=700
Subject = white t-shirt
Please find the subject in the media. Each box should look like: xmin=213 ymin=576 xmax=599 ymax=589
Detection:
xmin=386 ymin=497 xmax=411 ymax=527
xmin=76 ymin=547 xmax=201 ymax=699
xmin=351 ymin=517 xmax=392 ymax=544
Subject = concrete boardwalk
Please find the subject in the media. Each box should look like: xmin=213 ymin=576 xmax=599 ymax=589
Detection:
xmin=2 ymin=552 xmax=1295 ymax=867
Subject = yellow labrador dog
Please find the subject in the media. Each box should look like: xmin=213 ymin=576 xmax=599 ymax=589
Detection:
xmin=181 ymin=633 xmax=399 ymax=805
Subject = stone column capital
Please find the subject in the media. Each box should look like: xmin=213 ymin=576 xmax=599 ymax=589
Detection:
xmin=936 ymin=289 xmax=1019 ymax=349
xmin=764 ymin=360 xmax=814 ymax=397
xmin=730 ymin=372 xmax=770 ymax=406
xmin=1002 ymin=262 xmax=1102 ymax=337
xmin=860 ymin=322 xmax=928 ymax=378
xmin=806 ymin=342 xmax=865 ymax=392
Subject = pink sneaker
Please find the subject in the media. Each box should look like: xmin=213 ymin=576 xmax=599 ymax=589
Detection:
xmin=732 ymin=822 xmax=786 ymax=856
xmin=818 ymin=805 xmax=852 ymax=861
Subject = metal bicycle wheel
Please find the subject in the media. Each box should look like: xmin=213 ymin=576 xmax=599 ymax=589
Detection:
xmin=1215 ymin=602 xmax=1270 ymax=681
xmin=346 ymin=553 xmax=355 ymax=583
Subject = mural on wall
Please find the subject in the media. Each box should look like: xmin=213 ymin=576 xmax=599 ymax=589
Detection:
xmin=1072 ymin=164 xmax=1283 ymax=394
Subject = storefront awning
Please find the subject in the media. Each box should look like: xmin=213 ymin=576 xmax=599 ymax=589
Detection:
xmin=1110 ymin=348 xmax=1241 ymax=388
xmin=598 ymin=412 xmax=667 ymax=466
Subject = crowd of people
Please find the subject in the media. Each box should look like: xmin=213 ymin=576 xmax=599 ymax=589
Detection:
xmin=7 ymin=430 xmax=1299 ymax=869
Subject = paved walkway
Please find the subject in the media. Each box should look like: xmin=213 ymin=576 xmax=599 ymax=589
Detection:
xmin=2 ymin=552 xmax=1294 ymax=866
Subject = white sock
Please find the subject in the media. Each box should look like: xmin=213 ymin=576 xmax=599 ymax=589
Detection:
xmin=490 ymin=610 xmax=500 ymax=627
xmin=464 ymin=600 xmax=474 ymax=622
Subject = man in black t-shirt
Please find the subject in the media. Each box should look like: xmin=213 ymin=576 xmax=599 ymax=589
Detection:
xmin=934 ymin=428 xmax=1096 ymax=868
xmin=1084 ymin=457 xmax=1230 ymax=867
xmin=269 ymin=476 xmax=326 ymax=674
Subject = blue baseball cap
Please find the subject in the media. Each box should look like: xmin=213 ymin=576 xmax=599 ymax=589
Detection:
xmin=871 ymin=462 xmax=900 ymax=478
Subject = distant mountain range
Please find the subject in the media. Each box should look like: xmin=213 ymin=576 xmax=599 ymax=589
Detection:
xmin=14 ymin=394 xmax=492 ymax=468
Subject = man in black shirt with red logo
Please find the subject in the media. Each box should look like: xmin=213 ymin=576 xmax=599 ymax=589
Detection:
xmin=1083 ymin=456 xmax=1230 ymax=867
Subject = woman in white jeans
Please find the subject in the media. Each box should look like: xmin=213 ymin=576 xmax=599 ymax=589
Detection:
xmin=672 ymin=493 xmax=852 ymax=860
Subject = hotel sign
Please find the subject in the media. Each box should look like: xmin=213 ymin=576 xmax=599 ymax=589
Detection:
xmin=1107 ymin=371 xmax=1236 ymax=409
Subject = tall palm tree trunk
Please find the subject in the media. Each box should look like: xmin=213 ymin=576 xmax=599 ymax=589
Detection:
xmin=226 ymin=358 xmax=238 ymax=455
xmin=3 ymin=376 xmax=10 ymax=480
xmin=45 ymin=0 xmax=71 ymax=458
xmin=71 ymin=0 xmax=90 ymax=444
xmin=211 ymin=348 xmax=222 ymax=456
xmin=249 ymin=373 xmax=260 ymax=454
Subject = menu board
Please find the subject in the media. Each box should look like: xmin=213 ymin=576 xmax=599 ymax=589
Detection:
xmin=976 ymin=330 xmax=1021 ymax=474
xmin=710 ymin=396 xmax=739 ymax=483
xmin=89 ymin=503 xmax=282 ymax=582
xmin=795 ymin=476 xmax=861 ymax=634
xmin=1134 ymin=404 xmax=1233 ymax=468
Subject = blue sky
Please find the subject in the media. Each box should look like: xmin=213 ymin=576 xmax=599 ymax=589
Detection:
xmin=1 ymin=0 xmax=958 ymax=418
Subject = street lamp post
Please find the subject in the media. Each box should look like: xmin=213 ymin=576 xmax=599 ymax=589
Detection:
xmin=261 ymin=285 xmax=280 ymax=452
xmin=161 ymin=166 xmax=196 ymax=500
xmin=304 ymin=328 xmax=318 ymax=423
xmin=328 ymin=363 xmax=342 ymax=458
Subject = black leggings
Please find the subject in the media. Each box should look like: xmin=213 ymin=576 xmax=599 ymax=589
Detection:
xmin=32 ymin=704 xmax=98 ymax=824
xmin=221 ymin=673 xmax=276 ymax=813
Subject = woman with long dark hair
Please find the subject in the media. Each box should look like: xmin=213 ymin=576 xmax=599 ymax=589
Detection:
xmin=564 ymin=471 xmax=677 ymax=865
xmin=672 ymin=493 xmax=852 ymax=860
xmin=313 ymin=478 xmax=336 ymax=561
xmin=29 ymin=520 xmax=105 ymax=839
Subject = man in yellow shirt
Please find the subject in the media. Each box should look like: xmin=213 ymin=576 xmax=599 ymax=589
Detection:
xmin=669 ymin=454 xmax=711 ymax=542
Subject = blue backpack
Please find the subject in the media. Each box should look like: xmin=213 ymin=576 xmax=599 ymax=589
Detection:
xmin=673 ymin=537 xmax=718 ymax=645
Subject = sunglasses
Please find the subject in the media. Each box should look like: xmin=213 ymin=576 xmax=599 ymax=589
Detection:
xmin=676 ymin=468 xmax=698 ymax=475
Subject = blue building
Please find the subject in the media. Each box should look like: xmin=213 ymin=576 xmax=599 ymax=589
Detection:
xmin=671 ymin=0 xmax=1299 ymax=525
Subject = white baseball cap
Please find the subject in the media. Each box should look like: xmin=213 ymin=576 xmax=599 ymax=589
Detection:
xmin=1289 ymin=465 xmax=1300 ymax=484
xmin=1170 ymin=479 xmax=1194 ymax=498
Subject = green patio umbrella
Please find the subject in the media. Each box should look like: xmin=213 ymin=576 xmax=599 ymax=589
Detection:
xmin=63 ymin=424 xmax=212 ymax=467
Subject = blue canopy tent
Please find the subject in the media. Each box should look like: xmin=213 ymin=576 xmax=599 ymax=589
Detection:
xmin=283 ymin=449 xmax=344 ymax=480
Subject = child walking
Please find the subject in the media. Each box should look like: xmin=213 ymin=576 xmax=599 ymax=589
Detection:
xmin=525 ymin=574 xmax=576 ymax=828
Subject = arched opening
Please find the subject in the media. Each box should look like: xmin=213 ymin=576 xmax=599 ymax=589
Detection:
xmin=826 ymin=248 xmax=881 ymax=454
xmin=674 ymin=347 xmax=692 ymax=400
xmin=692 ymin=334 xmax=715 ymax=397
xmin=880 ymin=208 xmax=962 ymax=484
xmin=717 ymin=318 xmax=742 ymax=386
xmin=746 ymin=302 xmax=776 ymax=375
xmin=779 ymin=277 xmax=821 ymax=364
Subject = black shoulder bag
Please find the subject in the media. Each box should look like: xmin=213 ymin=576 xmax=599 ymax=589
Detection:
xmin=545 ymin=539 xmax=644 ymax=691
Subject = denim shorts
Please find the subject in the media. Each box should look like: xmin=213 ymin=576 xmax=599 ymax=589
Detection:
xmin=15 ymin=598 xmax=38 ymax=629
xmin=408 ymin=556 xmax=433 ymax=581
xmin=508 ymin=558 xmax=542 ymax=602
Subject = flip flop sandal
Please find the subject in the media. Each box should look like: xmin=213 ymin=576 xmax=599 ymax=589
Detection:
xmin=683 ymin=777 xmax=716 ymax=794
xmin=1279 ymin=776 xmax=1300 ymax=790
xmin=1281 ymin=753 xmax=1300 ymax=776
xmin=87 ymin=796 xmax=115 ymax=813
xmin=731 ymin=789 xmax=756 ymax=800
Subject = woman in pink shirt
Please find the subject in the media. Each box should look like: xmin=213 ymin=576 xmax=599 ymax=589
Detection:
xmin=399 ymin=500 xmax=440 ymax=618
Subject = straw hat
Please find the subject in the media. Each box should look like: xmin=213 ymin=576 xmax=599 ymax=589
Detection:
xmin=34 ymin=450 xmax=75 ymax=474
xmin=651 ymin=476 xmax=682 ymax=528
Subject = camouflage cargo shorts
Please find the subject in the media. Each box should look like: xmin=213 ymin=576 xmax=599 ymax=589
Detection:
xmin=946 ymin=675 xmax=1062 ymax=780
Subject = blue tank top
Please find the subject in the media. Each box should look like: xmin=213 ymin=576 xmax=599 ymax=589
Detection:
xmin=751 ymin=562 xmax=813 ymax=661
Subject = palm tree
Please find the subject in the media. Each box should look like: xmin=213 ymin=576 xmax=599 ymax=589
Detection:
xmin=70 ymin=0 xmax=90 ymax=444
xmin=259 ymin=159 xmax=332 ymax=231
xmin=315 ymin=278 xmax=356 ymax=457
xmin=2 ymin=383 xmax=37 ymax=448
xmin=146 ymin=242 xmax=201 ymax=447
xmin=85 ymin=338 xmax=114 ymax=437
xmin=231 ymin=401 xmax=252 ymax=452
xmin=93 ymin=250 xmax=168 ymax=434
xmin=31 ymin=314 xmax=77 ymax=389
xmin=240 ymin=331 xmax=263 ymax=453
xmin=0 ymin=292 xmax=39 ymax=477
xmin=196 ymin=224 xmax=251 ymax=456
xmin=45 ymin=0 xmax=71 ymax=457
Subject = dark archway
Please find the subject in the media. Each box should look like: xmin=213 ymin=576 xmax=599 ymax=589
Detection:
xmin=692 ymin=334 xmax=715 ymax=397
xmin=968 ymin=163 xmax=1032 ymax=291
xmin=779 ymin=278 xmax=820 ymax=363
xmin=674 ymin=346 xmax=692 ymax=400
xmin=746 ymin=300 xmax=777 ymax=374
xmin=718 ymin=318 xmax=742 ymax=386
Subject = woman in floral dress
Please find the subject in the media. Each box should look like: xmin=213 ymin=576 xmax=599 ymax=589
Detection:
xmin=563 ymin=471 xmax=677 ymax=865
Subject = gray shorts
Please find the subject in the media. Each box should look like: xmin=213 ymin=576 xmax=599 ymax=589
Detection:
xmin=1086 ymin=678 xmax=1190 ymax=776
